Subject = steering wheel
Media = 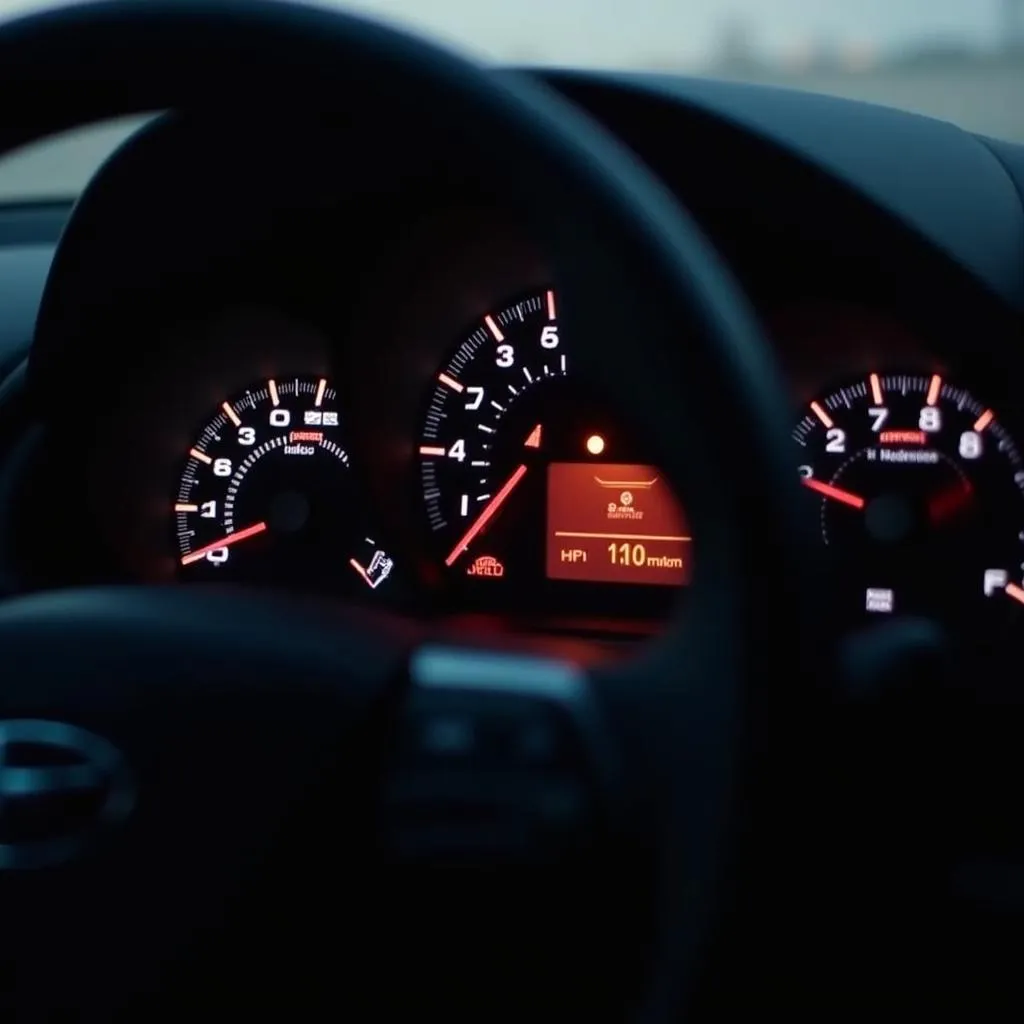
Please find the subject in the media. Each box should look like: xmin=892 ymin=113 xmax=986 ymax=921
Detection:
xmin=0 ymin=1 xmax=815 ymax=1017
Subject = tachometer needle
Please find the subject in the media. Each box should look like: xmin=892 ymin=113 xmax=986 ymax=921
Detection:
xmin=445 ymin=464 xmax=528 ymax=567
xmin=180 ymin=521 xmax=268 ymax=566
xmin=801 ymin=477 xmax=866 ymax=509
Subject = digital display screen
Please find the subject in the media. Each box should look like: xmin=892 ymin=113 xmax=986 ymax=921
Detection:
xmin=545 ymin=463 xmax=691 ymax=586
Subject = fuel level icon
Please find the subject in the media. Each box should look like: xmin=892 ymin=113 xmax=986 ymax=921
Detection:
xmin=350 ymin=538 xmax=395 ymax=590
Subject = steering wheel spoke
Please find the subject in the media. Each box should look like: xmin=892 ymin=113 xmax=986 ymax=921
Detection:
xmin=383 ymin=645 xmax=619 ymax=863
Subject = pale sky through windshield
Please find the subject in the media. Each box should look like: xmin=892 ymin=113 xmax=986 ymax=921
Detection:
xmin=340 ymin=0 xmax=995 ymax=66
xmin=0 ymin=0 xmax=998 ymax=67
xmin=0 ymin=0 xmax=1014 ymax=200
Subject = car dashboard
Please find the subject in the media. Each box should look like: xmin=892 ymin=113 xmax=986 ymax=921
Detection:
xmin=0 ymin=70 xmax=1021 ymax=662
xmin=0 ymin=52 xmax=1018 ymax=1013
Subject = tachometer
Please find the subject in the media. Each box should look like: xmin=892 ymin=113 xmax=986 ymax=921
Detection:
xmin=794 ymin=371 xmax=1024 ymax=625
xmin=416 ymin=288 xmax=690 ymax=613
xmin=174 ymin=375 xmax=394 ymax=593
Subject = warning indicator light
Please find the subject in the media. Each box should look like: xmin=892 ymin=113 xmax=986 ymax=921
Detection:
xmin=467 ymin=555 xmax=505 ymax=578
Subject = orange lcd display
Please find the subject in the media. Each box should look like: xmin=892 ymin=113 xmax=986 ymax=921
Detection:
xmin=545 ymin=463 xmax=691 ymax=586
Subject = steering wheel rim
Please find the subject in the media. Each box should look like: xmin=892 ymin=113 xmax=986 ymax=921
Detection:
xmin=0 ymin=0 xmax=814 ymax=1017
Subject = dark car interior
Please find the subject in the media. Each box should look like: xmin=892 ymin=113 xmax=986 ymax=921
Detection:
xmin=0 ymin=0 xmax=1020 ymax=1018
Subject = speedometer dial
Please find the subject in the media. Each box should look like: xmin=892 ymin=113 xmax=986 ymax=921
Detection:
xmin=794 ymin=371 xmax=1024 ymax=626
xmin=174 ymin=375 xmax=394 ymax=594
xmin=416 ymin=288 xmax=690 ymax=616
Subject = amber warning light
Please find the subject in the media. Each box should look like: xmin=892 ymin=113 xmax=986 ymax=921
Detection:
xmin=467 ymin=555 xmax=505 ymax=578
xmin=546 ymin=463 xmax=691 ymax=586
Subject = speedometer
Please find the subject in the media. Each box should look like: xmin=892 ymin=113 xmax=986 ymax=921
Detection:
xmin=416 ymin=288 xmax=690 ymax=615
xmin=794 ymin=370 xmax=1024 ymax=626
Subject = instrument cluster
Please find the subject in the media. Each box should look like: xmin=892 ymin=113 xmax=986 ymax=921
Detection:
xmin=12 ymin=218 xmax=1024 ymax=646
xmin=161 ymin=287 xmax=689 ymax=625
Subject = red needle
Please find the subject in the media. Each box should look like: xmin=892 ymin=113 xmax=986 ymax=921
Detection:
xmin=180 ymin=521 xmax=268 ymax=566
xmin=445 ymin=464 xmax=528 ymax=567
xmin=802 ymin=477 xmax=866 ymax=510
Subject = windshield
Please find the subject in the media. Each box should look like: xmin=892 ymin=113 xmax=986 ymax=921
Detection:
xmin=0 ymin=0 xmax=1020 ymax=202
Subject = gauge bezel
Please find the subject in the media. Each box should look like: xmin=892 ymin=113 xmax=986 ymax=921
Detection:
xmin=793 ymin=365 xmax=1024 ymax=633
